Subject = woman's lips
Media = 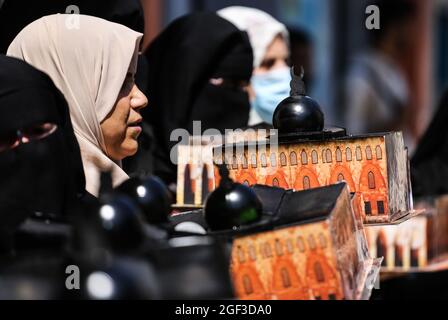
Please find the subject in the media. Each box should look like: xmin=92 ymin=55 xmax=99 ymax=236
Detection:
xmin=128 ymin=117 xmax=142 ymax=128
xmin=128 ymin=120 xmax=143 ymax=138
xmin=129 ymin=125 xmax=142 ymax=134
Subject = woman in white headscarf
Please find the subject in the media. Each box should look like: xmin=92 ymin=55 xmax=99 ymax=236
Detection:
xmin=218 ymin=6 xmax=291 ymax=126
xmin=8 ymin=14 xmax=148 ymax=196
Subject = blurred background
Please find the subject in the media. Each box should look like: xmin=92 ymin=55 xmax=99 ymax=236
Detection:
xmin=142 ymin=0 xmax=445 ymax=153
xmin=0 ymin=0 xmax=446 ymax=153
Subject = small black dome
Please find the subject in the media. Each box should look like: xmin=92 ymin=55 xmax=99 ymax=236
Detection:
xmin=73 ymin=194 xmax=146 ymax=254
xmin=272 ymin=67 xmax=324 ymax=135
xmin=273 ymin=96 xmax=324 ymax=134
xmin=204 ymin=166 xmax=262 ymax=231
xmin=116 ymin=175 xmax=172 ymax=225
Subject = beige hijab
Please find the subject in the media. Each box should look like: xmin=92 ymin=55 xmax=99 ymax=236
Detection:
xmin=8 ymin=14 xmax=143 ymax=196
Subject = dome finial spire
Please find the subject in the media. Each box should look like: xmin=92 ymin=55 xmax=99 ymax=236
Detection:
xmin=290 ymin=66 xmax=306 ymax=96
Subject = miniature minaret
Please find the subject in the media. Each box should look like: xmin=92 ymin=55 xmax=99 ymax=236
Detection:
xmin=273 ymin=66 xmax=324 ymax=134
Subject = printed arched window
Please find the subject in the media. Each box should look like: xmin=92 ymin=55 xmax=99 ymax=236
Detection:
xmin=348 ymin=274 xmax=354 ymax=291
xmin=319 ymin=233 xmax=327 ymax=249
xmin=322 ymin=150 xmax=326 ymax=163
xmin=280 ymin=153 xmax=287 ymax=167
xmin=338 ymin=173 xmax=345 ymax=182
xmin=308 ymin=235 xmax=317 ymax=250
xmin=303 ymin=176 xmax=311 ymax=190
xmin=251 ymin=154 xmax=257 ymax=168
xmin=232 ymin=155 xmax=238 ymax=169
xmin=264 ymin=243 xmax=273 ymax=257
xmin=275 ymin=239 xmax=283 ymax=256
xmin=301 ymin=150 xmax=308 ymax=165
xmin=366 ymin=146 xmax=373 ymax=160
xmin=270 ymin=153 xmax=277 ymax=167
xmin=368 ymin=172 xmax=376 ymax=189
xmin=356 ymin=147 xmax=363 ymax=161
xmin=237 ymin=246 xmax=246 ymax=263
xmin=376 ymin=146 xmax=383 ymax=160
xmin=365 ymin=202 xmax=372 ymax=215
xmin=346 ymin=147 xmax=352 ymax=162
xmin=242 ymin=155 xmax=248 ymax=169
xmin=272 ymin=178 xmax=280 ymax=187
xmin=326 ymin=149 xmax=332 ymax=163
xmin=261 ymin=153 xmax=268 ymax=168
xmin=243 ymin=180 xmax=250 ymax=186
xmin=314 ymin=262 xmax=325 ymax=283
xmin=249 ymin=245 xmax=257 ymax=261
xmin=286 ymin=239 xmax=294 ymax=254
xmin=377 ymin=201 xmax=385 ymax=215
xmin=297 ymin=237 xmax=306 ymax=252
xmin=243 ymin=275 xmax=253 ymax=295
xmin=290 ymin=152 xmax=298 ymax=166
xmin=281 ymin=268 xmax=292 ymax=288
xmin=312 ymin=150 xmax=318 ymax=164
xmin=336 ymin=148 xmax=342 ymax=162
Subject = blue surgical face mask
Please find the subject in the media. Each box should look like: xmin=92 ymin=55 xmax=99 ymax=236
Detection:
xmin=250 ymin=67 xmax=291 ymax=124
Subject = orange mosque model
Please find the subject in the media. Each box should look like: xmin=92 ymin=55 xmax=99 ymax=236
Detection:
xmin=212 ymin=68 xmax=413 ymax=226
xmin=196 ymin=162 xmax=381 ymax=301
xmin=172 ymin=67 xmax=426 ymax=299
xmin=365 ymin=195 xmax=448 ymax=272
xmin=226 ymin=183 xmax=379 ymax=300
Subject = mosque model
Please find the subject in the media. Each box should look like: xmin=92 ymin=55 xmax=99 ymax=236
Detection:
xmin=216 ymin=131 xmax=411 ymax=225
xmin=176 ymin=68 xmax=414 ymax=226
xmin=175 ymin=130 xmax=267 ymax=209
xmin=228 ymin=183 xmax=379 ymax=300
xmin=212 ymin=69 xmax=413 ymax=225
xmin=365 ymin=195 xmax=448 ymax=272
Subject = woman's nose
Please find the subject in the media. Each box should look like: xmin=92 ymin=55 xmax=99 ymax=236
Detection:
xmin=130 ymin=85 xmax=148 ymax=110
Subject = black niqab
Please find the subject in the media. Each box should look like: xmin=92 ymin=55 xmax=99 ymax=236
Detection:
xmin=0 ymin=55 xmax=85 ymax=236
xmin=129 ymin=12 xmax=253 ymax=185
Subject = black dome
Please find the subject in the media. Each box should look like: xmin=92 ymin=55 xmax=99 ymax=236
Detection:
xmin=72 ymin=194 xmax=146 ymax=254
xmin=273 ymin=96 xmax=324 ymax=134
xmin=272 ymin=67 xmax=324 ymax=135
xmin=116 ymin=175 xmax=172 ymax=225
xmin=204 ymin=166 xmax=262 ymax=231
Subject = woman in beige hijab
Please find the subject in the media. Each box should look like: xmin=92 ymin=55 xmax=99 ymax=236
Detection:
xmin=7 ymin=14 xmax=148 ymax=196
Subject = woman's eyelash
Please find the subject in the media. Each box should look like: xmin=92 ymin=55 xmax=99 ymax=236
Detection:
xmin=261 ymin=59 xmax=275 ymax=69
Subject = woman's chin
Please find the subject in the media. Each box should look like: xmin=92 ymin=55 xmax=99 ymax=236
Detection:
xmin=122 ymin=141 xmax=139 ymax=157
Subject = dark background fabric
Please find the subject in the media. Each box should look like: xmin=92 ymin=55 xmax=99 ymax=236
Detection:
xmin=125 ymin=12 xmax=253 ymax=185
xmin=0 ymin=0 xmax=144 ymax=54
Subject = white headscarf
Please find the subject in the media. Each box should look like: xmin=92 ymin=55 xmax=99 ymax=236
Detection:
xmin=218 ymin=6 xmax=289 ymax=68
xmin=8 ymin=14 xmax=143 ymax=196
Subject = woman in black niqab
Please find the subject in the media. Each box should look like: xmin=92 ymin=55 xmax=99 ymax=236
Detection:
xmin=0 ymin=55 xmax=85 ymax=249
xmin=126 ymin=12 xmax=254 ymax=186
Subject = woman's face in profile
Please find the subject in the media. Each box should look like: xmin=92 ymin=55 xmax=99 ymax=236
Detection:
xmin=100 ymin=73 xmax=148 ymax=161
